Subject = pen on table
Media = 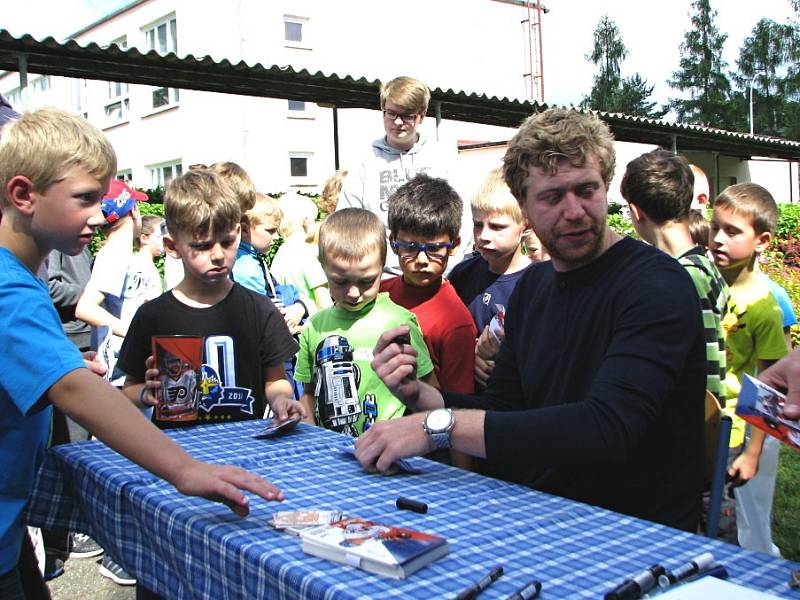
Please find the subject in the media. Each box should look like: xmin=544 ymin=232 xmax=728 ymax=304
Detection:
xmin=504 ymin=578 xmax=542 ymax=600
xmin=604 ymin=564 xmax=666 ymax=600
xmin=657 ymin=552 xmax=715 ymax=588
xmin=396 ymin=496 xmax=428 ymax=514
xmin=455 ymin=565 xmax=504 ymax=600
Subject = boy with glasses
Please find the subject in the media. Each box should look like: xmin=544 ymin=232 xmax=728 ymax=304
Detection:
xmin=381 ymin=174 xmax=477 ymax=396
xmin=336 ymin=76 xmax=465 ymax=277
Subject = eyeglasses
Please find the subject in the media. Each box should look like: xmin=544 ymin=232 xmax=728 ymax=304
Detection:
xmin=383 ymin=109 xmax=418 ymax=125
xmin=392 ymin=240 xmax=454 ymax=261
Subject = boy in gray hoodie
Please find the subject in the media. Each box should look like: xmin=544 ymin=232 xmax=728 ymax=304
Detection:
xmin=337 ymin=76 xmax=467 ymax=276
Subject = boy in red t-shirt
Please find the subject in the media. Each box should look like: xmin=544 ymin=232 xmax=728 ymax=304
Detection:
xmin=380 ymin=174 xmax=476 ymax=394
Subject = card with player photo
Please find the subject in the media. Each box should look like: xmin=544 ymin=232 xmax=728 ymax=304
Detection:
xmin=152 ymin=335 xmax=203 ymax=423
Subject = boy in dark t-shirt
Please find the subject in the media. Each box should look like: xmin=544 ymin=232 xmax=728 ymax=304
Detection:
xmin=118 ymin=169 xmax=304 ymax=427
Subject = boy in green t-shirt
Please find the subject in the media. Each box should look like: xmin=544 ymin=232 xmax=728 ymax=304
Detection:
xmin=710 ymin=182 xmax=788 ymax=553
xmin=296 ymin=208 xmax=436 ymax=437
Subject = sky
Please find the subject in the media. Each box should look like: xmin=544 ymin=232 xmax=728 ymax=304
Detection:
xmin=2 ymin=0 xmax=797 ymax=108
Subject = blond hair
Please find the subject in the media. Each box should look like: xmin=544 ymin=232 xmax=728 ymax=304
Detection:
xmin=472 ymin=167 xmax=525 ymax=224
xmin=0 ymin=107 xmax=116 ymax=206
xmin=164 ymin=169 xmax=240 ymax=239
xmin=278 ymin=192 xmax=318 ymax=239
xmin=318 ymin=169 xmax=348 ymax=215
xmin=207 ymin=161 xmax=257 ymax=214
xmin=244 ymin=193 xmax=282 ymax=228
xmin=318 ymin=208 xmax=386 ymax=268
xmin=503 ymin=108 xmax=616 ymax=203
xmin=379 ymin=76 xmax=430 ymax=115
xmin=714 ymin=182 xmax=778 ymax=236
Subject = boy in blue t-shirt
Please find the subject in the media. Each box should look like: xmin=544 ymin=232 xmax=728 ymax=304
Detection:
xmin=0 ymin=108 xmax=284 ymax=597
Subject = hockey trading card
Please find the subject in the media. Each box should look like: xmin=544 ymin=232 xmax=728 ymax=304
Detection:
xmin=255 ymin=416 xmax=301 ymax=438
xmin=737 ymin=374 xmax=800 ymax=450
xmin=271 ymin=510 xmax=343 ymax=529
xmin=152 ymin=335 xmax=202 ymax=423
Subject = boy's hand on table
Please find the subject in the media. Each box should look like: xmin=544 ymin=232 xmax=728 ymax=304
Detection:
xmin=269 ymin=396 xmax=307 ymax=423
xmin=174 ymin=460 xmax=284 ymax=516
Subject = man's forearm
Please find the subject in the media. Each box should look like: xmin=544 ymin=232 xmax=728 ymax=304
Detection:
xmin=450 ymin=409 xmax=487 ymax=458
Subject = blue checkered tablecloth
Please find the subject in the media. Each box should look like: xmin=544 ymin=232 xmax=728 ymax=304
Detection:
xmin=25 ymin=421 xmax=800 ymax=599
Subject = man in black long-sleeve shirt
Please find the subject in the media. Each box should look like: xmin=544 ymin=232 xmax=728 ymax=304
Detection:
xmin=355 ymin=108 xmax=706 ymax=532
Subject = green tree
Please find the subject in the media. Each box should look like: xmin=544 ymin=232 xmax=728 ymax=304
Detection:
xmin=668 ymin=0 xmax=733 ymax=127
xmin=733 ymin=18 xmax=795 ymax=136
xmin=581 ymin=15 xmax=625 ymax=112
xmin=581 ymin=15 xmax=665 ymax=117
xmin=616 ymin=74 xmax=668 ymax=119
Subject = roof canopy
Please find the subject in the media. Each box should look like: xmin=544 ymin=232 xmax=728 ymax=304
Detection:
xmin=2 ymin=30 xmax=799 ymax=160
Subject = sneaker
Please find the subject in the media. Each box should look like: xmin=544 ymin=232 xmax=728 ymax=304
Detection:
xmin=69 ymin=533 xmax=103 ymax=558
xmin=99 ymin=555 xmax=136 ymax=586
xmin=43 ymin=556 xmax=64 ymax=581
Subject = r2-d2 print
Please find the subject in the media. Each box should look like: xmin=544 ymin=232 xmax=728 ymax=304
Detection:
xmin=313 ymin=335 xmax=361 ymax=436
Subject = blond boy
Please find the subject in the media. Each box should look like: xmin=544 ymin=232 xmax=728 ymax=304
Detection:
xmin=0 ymin=108 xmax=281 ymax=596
xmin=448 ymin=168 xmax=532 ymax=387
xmin=233 ymin=193 xmax=307 ymax=335
xmin=118 ymin=170 xmax=304 ymax=428
xmin=295 ymin=208 xmax=436 ymax=437
xmin=710 ymin=182 xmax=788 ymax=553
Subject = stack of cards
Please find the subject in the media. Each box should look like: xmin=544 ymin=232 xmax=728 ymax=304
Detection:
xmin=255 ymin=417 xmax=301 ymax=439
xmin=270 ymin=510 xmax=344 ymax=536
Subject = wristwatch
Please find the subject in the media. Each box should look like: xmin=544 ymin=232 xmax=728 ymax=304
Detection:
xmin=423 ymin=408 xmax=455 ymax=449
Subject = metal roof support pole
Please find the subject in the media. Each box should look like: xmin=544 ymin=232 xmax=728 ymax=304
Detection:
xmin=434 ymin=101 xmax=442 ymax=141
xmin=671 ymin=134 xmax=677 ymax=155
xmin=713 ymin=152 xmax=720 ymax=200
xmin=17 ymin=53 xmax=28 ymax=88
xmin=332 ymin=106 xmax=340 ymax=171
xmin=790 ymin=161 xmax=795 ymax=203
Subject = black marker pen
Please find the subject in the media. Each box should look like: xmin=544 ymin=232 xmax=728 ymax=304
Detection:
xmin=396 ymin=496 xmax=427 ymax=514
xmin=455 ymin=565 xmax=503 ymax=600
xmin=605 ymin=564 xmax=666 ymax=600
xmin=505 ymin=578 xmax=542 ymax=600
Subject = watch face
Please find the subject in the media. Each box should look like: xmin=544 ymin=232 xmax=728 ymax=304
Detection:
xmin=427 ymin=409 xmax=452 ymax=431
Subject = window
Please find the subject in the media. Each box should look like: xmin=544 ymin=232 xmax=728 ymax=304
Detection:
xmin=149 ymin=161 xmax=182 ymax=188
xmin=6 ymin=88 xmax=22 ymax=111
xmin=289 ymin=153 xmax=311 ymax=178
xmin=71 ymin=80 xmax=88 ymax=118
xmin=105 ymin=80 xmax=130 ymax=124
xmin=143 ymin=16 xmax=179 ymax=109
xmin=288 ymin=100 xmax=305 ymax=112
xmin=32 ymin=77 xmax=50 ymax=95
xmin=144 ymin=17 xmax=177 ymax=55
xmin=116 ymin=170 xmax=132 ymax=182
xmin=284 ymin=15 xmax=310 ymax=48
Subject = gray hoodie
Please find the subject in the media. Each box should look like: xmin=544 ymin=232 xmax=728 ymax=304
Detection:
xmin=337 ymin=133 xmax=469 ymax=276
